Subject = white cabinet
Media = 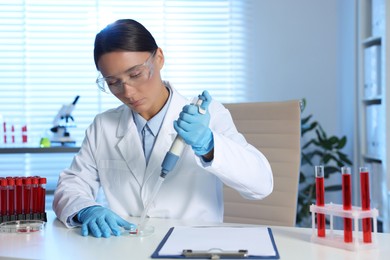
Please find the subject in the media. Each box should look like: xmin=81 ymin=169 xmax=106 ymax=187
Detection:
xmin=357 ymin=0 xmax=389 ymax=232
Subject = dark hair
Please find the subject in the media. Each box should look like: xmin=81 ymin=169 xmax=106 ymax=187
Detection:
xmin=94 ymin=19 xmax=158 ymax=69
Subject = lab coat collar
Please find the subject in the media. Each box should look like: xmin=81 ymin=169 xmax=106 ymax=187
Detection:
xmin=117 ymin=106 xmax=133 ymax=138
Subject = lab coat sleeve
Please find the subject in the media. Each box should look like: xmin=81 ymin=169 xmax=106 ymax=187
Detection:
xmin=52 ymin=116 xmax=103 ymax=228
xmin=196 ymin=101 xmax=273 ymax=200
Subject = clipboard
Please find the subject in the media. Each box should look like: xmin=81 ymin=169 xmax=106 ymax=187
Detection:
xmin=151 ymin=226 xmax=280 ymax=259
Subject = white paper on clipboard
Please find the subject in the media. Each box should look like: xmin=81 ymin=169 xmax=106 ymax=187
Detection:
xmin=157 ymin=226 xmax=278 ymax=257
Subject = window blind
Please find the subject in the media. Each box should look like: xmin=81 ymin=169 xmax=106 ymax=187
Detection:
xmin=0 ymin=0 xmax=252 ymax=209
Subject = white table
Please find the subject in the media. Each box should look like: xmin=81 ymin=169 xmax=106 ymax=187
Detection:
xmin=0 ymin=211 xmax=389 ymax=260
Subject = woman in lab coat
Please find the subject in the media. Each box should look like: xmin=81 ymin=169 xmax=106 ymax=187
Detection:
xmin=53 ymin=19 xmax=273 ymax=238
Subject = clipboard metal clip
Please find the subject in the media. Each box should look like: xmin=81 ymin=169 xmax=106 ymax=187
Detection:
xmin=182 ymin=249 xmax=248 ymax=259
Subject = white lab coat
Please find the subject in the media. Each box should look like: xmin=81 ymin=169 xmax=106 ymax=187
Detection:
xmin=53 ymin=86 xmax=273 ymax=227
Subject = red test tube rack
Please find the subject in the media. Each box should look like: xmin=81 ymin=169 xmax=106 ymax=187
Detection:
xmin=0 ymin=176 xmax=47 ymax=224
xmin=309 ymin=166 xmax=378 ymax=251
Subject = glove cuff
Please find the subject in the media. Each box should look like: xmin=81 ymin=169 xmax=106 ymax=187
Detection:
xmin=193 ymin=130 xmax=214 ymax=156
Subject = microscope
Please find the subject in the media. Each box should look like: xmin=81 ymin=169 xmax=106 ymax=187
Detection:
xmin=50 ymin=95 xmax=80 ymax=145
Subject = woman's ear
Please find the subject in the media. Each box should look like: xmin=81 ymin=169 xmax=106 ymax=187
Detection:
xmin=155 ymin=47 xmax=164 ymax=70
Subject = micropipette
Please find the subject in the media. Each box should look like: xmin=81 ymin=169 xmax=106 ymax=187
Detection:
xmin=136 ymin=95 xmax=206 ymax=234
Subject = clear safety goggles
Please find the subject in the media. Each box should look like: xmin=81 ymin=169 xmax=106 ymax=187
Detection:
xmin=96 ymin=50 xmax=156 ymax=94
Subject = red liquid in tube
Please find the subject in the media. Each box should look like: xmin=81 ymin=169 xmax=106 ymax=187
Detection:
xmin=15 ymin=178 xmax=23 ymax=215
xmin=11 ymin=124 xmax=15 ymax=143
xmin=7 ymin=178 xmax=15 ymax=216
xmin=360 ymin=168 xmax=372 ymax=243
xmin=315 ymin=166 xmax=325 ymax=237
xmin=21 ymin=125 xmax=28 ymax=143
xmin=0 ymin=178 xmax=7 ymax=216
xmin=23 ymin=178 xmax=32 ymax=214
xmin=3 ymin=122 xmax=6 ymax=144
xmin=342 ymin=167 xmax=352 ymax=242
xmin=38 ymin=177 xmax=46 ymax=213
xmin=31 ymin=177 xmax=39 ymax=214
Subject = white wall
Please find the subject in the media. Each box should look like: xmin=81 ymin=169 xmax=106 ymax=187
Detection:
xmin=248 ymin=1 xmax=357 ymax=218
xmin=249 ymin=0 xmax=356 ymax=164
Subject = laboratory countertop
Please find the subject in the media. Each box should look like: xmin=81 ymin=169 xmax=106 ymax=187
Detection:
xmin=0 ymin=211 xmax=389 ymax=260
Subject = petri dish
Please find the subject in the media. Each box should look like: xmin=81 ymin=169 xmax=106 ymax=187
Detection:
xmin=0 ymin=220 xmax=45 ymax=233
xmin=125 ymin=225 xmax=155 ymax=237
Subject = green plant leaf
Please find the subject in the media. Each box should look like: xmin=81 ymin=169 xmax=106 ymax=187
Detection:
xmin=337 ymin=151 xmax=353 ymax=165
xmin=336 ymin=136 xmax=347 ymax=149
xmin=322 ymin=154 xmax=332 ymax=164
xmin=301 ymin=153 xmax=315 ymax=166
xmin=329 ymin=136 xmax=339 ymax=145
xmin=324 ymin=166 xmax=340 ymax=175
xmin=325 ymin=185 xmax=342 ymax=192
xmin=318 ymin=125 xmax=327 ymax=139
xmin=315 ymin=129 xmax=323 ymax=143
xmin=302 ymin=139 xmax=317 ymax=149
xmin=300 ymin=98 xmax=307 ymax=112
xmin=302 ymin=121 xmax=318 ymax=136
xmin=301 ymin=114 xmax=312 ymax=125
xmin=299 ymin=173 xmax=306 ymax=183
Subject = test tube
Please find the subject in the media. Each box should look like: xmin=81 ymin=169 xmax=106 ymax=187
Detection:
xmin=315 ymin=165 xmax=326 ymax=237
xmin=11 ymin=124 xmax=15 ymax=143
xmin=3 ymin=122 xmax=6 ymax=144
xmin=31 ymin=177 xmax=39 ymax=214
xmin=38 ymin=177 xmax=46 ymax=213
xmin=23 ymin=177 xmax=32 ymax=215
xmin=1 ymin=178 xmax=7 ymax=218
xmin=15 ymin=178 xmax=23 ymax=216
xmin=21 ymin=125 xmax=28 ymax=143
xmin=7 ymin=178 xmax=15 ymax=218
xmin=360 ymin=166 xmax=372 ymax=243
xmin=341 ymin=166 xmax=353 ymax=243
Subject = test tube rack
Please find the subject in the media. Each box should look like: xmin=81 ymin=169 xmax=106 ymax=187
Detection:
xmin=0 ymin=211 xmax=47 ymax=224
xmin=0 ymin=176 xmax=47 ymax=225
xmin=310 ymin=203 xmax=378 ymax=251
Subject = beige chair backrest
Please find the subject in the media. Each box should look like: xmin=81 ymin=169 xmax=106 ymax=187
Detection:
xmin=223 ymin=100 xmax=301 ymax=227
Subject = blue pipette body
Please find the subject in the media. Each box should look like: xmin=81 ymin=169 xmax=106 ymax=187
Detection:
xmin=160 ymin=96 xmax=205 ymax=178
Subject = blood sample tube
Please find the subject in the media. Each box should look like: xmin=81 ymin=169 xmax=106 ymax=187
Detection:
xmin=15 ymin=178 xmax=23 ymax=216
xmin=3 ymin=121 xmax=6 ymax=144
xmin=21 ymin=125 xmax=28 ymax=143
xmin=31 ymin=177 xmax=39 ymax=214
xmin=341 ymin=166 xmax=353 ymax=242
xmin=23 ymin=177 xmax=32 ymax=215
xmin=7 ymin=178 xmax=15 ymax=218
xmin=38 ymin=177 xmax=46 ymax=213
xmin=11 ymin=124 xmax=15 ymax=143
xmin=315 ymin=165 xmax=325 ymax=237
xmin=360 ymin=167 xmax=372 ymax=243
xmin=1 ymin=178 xmax=7 ymax=218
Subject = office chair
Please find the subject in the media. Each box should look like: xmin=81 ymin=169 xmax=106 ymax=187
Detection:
xmin=223 ymin=100 xmax=301 ymax=227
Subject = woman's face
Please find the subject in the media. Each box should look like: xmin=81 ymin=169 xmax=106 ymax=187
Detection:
xmin=97 ymin=48 xmax=168 ymax=120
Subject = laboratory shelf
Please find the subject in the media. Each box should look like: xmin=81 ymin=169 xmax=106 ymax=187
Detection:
xmin=362 ymin=36 xmax=381 ymax=47
xmin=362 ymin=96 xmax=382 ymax=104
xmin=0 ymin=146 xmax=80 ymax=154
xmin=356 ymin=0 xmax=390 ymax=232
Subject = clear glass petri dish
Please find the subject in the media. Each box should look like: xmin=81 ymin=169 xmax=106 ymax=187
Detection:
xmin=0 ymin=220 xmax=45 ymax=233
xmin=124 ymin=225 xmax=155 ymax=237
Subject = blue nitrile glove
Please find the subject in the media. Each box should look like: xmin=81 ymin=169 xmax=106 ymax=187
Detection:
xmin=77 ymin=206 xmax=135 ymax=238
xmin=174 ymin=90 xmax=214 ymax=156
